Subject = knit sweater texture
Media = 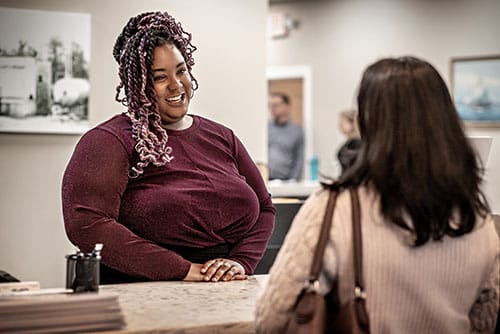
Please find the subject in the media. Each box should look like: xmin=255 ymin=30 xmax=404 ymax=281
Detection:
xmin=62 ymin=114 xmax=275 ymax=280
xmin=255 ymin=186 xmax=499 ymax=333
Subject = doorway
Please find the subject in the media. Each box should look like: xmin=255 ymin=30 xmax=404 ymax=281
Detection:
xmin=267 ymin=65 xmax=313 ymax=180
xmin=268 ymin=78 xmax=303 ymax=126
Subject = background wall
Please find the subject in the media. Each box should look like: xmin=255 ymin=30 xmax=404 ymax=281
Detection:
xmin=0 ymin=0 xmax=268 ymax=287
xmin=268 ymin=0 xmax=500 ymax=211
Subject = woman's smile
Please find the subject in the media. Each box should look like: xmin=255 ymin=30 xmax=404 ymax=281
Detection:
xmin=166 ymin=93 xmax=184 ymax=103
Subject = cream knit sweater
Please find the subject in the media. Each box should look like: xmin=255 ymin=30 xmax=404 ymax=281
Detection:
xmin=255 ymin=186 xmax=499 ymax=333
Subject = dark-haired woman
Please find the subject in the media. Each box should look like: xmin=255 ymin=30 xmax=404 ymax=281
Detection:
xmin=62 ymin=11 xmax=275 ymax=283
xmin=255 ymin=56 xmax=498 ymax=333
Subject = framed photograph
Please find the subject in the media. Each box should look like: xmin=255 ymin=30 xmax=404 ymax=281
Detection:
xmin=0 ymin=7 xmax=90 ymax=134
xmin=450 ymin=55 xmax=500 ymax=127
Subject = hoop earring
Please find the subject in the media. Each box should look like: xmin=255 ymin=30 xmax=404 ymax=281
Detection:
xmin=190 ymin=78 xmax=199 ymax=99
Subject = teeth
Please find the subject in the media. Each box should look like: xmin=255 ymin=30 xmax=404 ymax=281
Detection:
xmin=166 ymin=94 xmax=182 ymax=102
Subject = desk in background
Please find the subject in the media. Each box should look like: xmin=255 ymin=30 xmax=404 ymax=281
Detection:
xmin=255 ymin=198 xmax=303 ymax=274
xmin=255 ymin=181 xmax=320 ymax=274
xmin=99 ymin=275 xmax=268 ymax=334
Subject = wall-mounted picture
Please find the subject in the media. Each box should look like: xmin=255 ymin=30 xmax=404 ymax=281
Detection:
xmin=0 ymin=7 xmax=90 ymax=134
xmin=450 ymin=55 xmax=500 ymax=127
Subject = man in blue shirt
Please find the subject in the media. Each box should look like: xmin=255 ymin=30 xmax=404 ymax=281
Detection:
xmin=268 ymin=92 xmax=304 ymax=181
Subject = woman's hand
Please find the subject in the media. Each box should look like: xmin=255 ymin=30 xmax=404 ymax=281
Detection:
xmin=201 ymin=258 xmax=247 ymax=282
xmin=182 ymin=263 xmax=206 ymax=281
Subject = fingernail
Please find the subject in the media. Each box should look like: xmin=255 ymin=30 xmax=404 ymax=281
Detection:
xmin=204 ymin=276 xmax=209 ymax=281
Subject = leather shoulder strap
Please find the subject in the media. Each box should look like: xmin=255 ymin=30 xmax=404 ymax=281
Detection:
xmin=350 ymin=187 xmax=366 ymax=296
xmin=309 ymin=189 xmax=338 ymax=281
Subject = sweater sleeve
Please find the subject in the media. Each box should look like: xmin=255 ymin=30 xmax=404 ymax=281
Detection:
xmin=225 ymin=134 xmax=276 ymax=274
xmin=255 ymin=189 xmax=331 ymax=333
xmin=62 ymin=129 xmax=191 ymax=280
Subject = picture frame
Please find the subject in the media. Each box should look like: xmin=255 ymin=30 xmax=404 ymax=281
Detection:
xmin=0 ymin=7 xmax=90 ymax=134
xmin=450 ymin=55 xmax=500 ymax=127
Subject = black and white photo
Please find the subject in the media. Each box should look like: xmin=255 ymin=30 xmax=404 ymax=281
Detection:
xmin=0 ymin=7 xmax=90 ymax=134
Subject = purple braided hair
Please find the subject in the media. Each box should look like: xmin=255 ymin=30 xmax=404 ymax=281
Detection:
xmin=113 ymin=11 xmax=198 ymax=177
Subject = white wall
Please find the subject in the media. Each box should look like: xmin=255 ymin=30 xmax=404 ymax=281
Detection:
xmin=268 ymin=0 xmax=500 ymax=211
xmin=0 ymin=0 xmax=268 ymax=287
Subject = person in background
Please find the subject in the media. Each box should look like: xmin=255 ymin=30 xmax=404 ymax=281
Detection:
xmin=62 ymin=11 xmax=275 ymax=284
xmin=268 ymin=92 xmax=304 ymax=181
xmin=255 ymin=56 xmax=499 ymax=333
xmin=336 ymin=109 xmax=362 ymax=174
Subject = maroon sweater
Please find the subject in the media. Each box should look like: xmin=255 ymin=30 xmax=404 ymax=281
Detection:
xmin=62 ymin=114 xmax=275 ymax=280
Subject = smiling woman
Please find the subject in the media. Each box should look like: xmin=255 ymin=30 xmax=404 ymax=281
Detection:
xmin=61 ymin=11 xmax=275 ymax=285
xmin=152 ymin=44 xmax=192 ymax=126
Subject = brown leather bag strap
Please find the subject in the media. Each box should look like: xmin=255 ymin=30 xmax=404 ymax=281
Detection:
xmin=349 ymin=187 xmax=366 ymax=298
xmin=309 ymin=189 xmax=338 ymax=281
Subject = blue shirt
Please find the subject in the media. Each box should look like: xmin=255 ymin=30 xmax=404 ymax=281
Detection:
xmin=268 ymin=120 xmax=304 ymax=180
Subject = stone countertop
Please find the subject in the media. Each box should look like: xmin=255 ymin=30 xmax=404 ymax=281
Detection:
xmin=97 ymin=275 xmax=269 ymax=334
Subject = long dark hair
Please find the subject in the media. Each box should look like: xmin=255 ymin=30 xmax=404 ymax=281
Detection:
xmin=335 ymin=56 xmax=489 ymax=246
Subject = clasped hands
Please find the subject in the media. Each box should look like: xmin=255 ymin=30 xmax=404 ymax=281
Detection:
xmin=183 ymin=258 xmax=247 ymax=282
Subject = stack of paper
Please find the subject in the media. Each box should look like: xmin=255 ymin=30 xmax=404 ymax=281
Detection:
xmin=0 ymin=292 xmax=125 ymax=333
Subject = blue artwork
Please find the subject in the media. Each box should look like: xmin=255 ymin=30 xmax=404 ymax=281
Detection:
xmin=452 ymin=57 xmax=500 ymax=124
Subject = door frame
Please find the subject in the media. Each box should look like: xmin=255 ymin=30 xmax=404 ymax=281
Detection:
xmin=267 ymin=65 xmax=313 ymax=180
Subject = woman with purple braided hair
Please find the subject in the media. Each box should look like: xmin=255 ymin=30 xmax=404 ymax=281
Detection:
xmin=62 ymin=11 xmax=275 ymax=283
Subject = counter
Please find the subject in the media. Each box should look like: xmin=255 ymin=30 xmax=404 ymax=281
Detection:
xmin=98 ymin=275 xmax=269 ymax=334
xmin=268 ymin=180 xmax=320 ymax=198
